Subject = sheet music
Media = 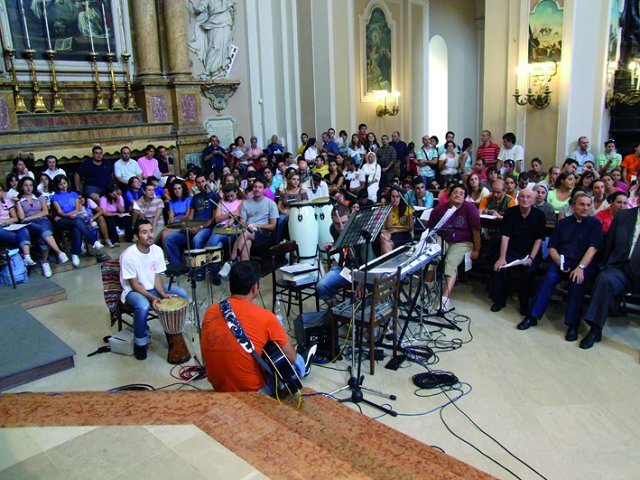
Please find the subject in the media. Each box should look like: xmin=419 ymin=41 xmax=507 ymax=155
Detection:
xmin=431 ymin=206 xmax=458 ymax=235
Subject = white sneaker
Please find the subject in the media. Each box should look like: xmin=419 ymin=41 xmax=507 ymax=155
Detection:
xmin=22 ymin=255 xmax=37 ymax=267
xmin=219 ymin=261 xmax=232 ymax=277
xmin=105 ymin=239 xmax=115 ymax=248
xmin=58 ymin=252 xmax=69 ymax=264
xmin=93 ymin=240 xmax=104 ymax=250
xmin=71 ymin=254 xmax=80 ymax=267
xmin=42 ymin=262 xmax=52 ymax=278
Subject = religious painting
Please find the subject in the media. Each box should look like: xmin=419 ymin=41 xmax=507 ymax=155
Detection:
xmin=3 ymin=0 xmax=117 ymax=61
xmin=365 ymin=7 xmax=392 ymax=93
xmin=607 ymin=0 xmax=625 ymax=69
xmin=528 ymin=0 xmax=564 ymax=63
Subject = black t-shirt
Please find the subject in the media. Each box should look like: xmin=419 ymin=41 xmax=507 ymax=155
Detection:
xmin=77 ymin=158 xmax=113 ymax=189
xmin=158 ymin=156 xmax=174 ymax=174
xmin=500 ymin=206 xmax=546 ymax=257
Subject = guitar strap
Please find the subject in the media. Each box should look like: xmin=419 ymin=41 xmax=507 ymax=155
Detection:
xmin=219 ymin=298 xmax=274 ymax=376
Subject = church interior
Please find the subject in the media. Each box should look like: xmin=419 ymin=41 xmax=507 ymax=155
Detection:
xmin=1 ymin=1 xmax=640 ymax=479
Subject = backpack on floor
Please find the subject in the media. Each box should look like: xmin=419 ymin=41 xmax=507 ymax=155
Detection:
xmin=0 ymin=249 xmax=29 ymax=286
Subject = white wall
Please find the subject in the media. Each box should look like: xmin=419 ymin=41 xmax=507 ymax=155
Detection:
xmin=429 ymin=0 xmax=480 ymax=143
xmin=428 ymin=36 xmax=448 ymax=139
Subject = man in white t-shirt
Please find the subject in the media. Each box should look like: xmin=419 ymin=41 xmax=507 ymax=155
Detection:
xmin=120 ymin=219 xmax=187 ymax=360
xmin=497 ymin=132 xmax=525 ymax=173
xmin=114 ymin=146 xmax=143 ymax=189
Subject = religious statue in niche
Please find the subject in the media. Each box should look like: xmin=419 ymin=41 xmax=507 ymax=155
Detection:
xmin=528 ymin=0 xmax=564 ymax=63
xmin=365 ymin=7 xmax=392 ymax=93
xmin=188 ymin=0 xmax=238 ymax=80
xmin=5 ymin=0 xmax=115 ymax=60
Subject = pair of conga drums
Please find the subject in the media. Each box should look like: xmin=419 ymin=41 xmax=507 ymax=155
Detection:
xmin=288 ymin=197 xmax=333 ymax=261
xmin=156 ymin=297 xmax=190 ymax=364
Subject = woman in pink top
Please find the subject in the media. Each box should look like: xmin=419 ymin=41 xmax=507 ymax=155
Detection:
xmin=99 ymin=184 xmax=132 ymax=244
xmin=246 ymin=136 xmax=263 ymax=162
xmin=137 ymin=145 xmax=160 ymax=180
xmin=15 ymin=177 xmax=69 ymax=277
xmin=206 ymin=183 xmax=243 ymax=284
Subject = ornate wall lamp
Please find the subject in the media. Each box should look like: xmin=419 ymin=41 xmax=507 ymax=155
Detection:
xmin=607 ymin=58 xmax=640 ymax=107
xmin=374 ymin=90 xmax=400 ymax=117
xmin=513 ymin=61 xmax=557 ymax=109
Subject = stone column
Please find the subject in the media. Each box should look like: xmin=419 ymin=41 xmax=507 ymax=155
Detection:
xmin=130 ymin=0 xmax=162 ymax=78
xmin=162 ymin=0 xmax=192 ymax=79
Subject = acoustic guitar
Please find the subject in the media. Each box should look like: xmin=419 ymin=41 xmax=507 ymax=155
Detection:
xmin=261 ymin=341 xmax=302 ymax=396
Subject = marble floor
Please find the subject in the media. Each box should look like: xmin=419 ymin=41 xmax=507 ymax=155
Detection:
xmin=2 ymin=246 xmax=640 ymax=480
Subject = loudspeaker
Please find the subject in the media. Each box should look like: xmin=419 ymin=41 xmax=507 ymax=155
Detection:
xmin=293 ymin=311 xmax=331 ymax=353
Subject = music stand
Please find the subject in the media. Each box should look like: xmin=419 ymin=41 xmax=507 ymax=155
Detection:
xmin=329 ymin=204 xmax=398 ymax=416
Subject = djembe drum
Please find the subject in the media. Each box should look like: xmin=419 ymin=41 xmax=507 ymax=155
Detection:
xmin=156 ymin=297 xmax=191 ymax=364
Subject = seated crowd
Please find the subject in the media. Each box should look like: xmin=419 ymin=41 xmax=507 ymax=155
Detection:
xmin=2 ymin=129 xmax=639 ymax=368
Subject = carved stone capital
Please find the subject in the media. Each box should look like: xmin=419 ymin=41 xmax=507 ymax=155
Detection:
xmin=201 ymin=80 xmax=240 ymax=115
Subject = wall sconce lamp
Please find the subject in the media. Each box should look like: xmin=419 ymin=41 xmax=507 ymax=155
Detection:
xmin=607 ymin=58 xmax=640 ymax=107
xmin=513 ymin=61 xmax=557 ymax=109
xmin=375 ymin=90 xmax=400 ymax=117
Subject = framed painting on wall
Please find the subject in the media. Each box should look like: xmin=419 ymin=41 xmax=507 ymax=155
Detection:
xmin=0 ymin=0 xmax=132 ymax=73
xmin=528 ymin=0 xmax=564 ymax=63
xmin=360 ymin=1 xmax=396 ymax=102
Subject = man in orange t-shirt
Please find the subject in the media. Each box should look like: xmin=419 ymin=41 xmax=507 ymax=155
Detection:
xmin=201 ymin=261 xmax=311 ymax=393
xmin=621 ymin=143 xmax=640 ymax=183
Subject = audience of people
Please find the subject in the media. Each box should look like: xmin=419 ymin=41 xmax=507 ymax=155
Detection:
xmin=3 ymin=128 xmax=640 ymax=355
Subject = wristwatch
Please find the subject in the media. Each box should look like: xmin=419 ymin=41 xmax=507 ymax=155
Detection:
xmin=579 ymin=264 xmax=586 ymax=270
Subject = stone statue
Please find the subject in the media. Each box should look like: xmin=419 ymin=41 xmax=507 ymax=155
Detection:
xmin=188 ymin=0 xmax=237 ymax=80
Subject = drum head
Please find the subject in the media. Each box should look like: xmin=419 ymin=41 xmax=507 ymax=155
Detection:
xmin=156 ymin=297 xmax=188 ymax=312
xmin=311 ymin=197 xmax=331 ymax=205
xmin=184 ymin=248 xmax=206 ymax=255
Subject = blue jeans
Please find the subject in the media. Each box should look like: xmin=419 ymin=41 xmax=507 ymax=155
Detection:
xmin=276 ymin=214 xmax=289 ymax=243
xmin=0 ymin=226 xmax=30 ymax=249
xmin=165 ymin=227 xmax=212 ymax=265
xmin=124 ymin=284 xmax=188 ymax=345
xmin=25 ymin=218 xmax=54 ymax=251
xmin=316 ymin=266 xmax=350 ymax=301
xmin=54 ymin=217 xmax=97 ymax=254
xmin=259 ymin=353 xmax=307 ymax=396
xmin=529 ymin=262 xmax=592 ymax=327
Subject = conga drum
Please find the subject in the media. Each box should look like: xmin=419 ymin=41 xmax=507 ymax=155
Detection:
xmin=288 ymin=201 xmax=318 ymax=263
xmin=156 ymin=297 xmax=191 ymax=364
xmin=312 ymin=197 xmax=333 ymax=249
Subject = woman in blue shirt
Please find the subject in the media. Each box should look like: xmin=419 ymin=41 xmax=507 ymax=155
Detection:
xmin=124 ymin=176 xmax=142 ymax=212
xmin=167 ymin=180 xmax=192 ymax=224
xmin=51 ymin=175 xmax=103 ymax=267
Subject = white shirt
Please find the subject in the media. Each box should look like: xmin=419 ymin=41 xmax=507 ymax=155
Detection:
xmin=361 ymin=162 xmax=381 ymax=184
xmin=305 ymin=181 xmax=329 ymax=200
xmin=304 ymin=147 xmax=318 ymax=162
xmin=344 ymin=169 xmax=365 ymax=190
xmin=114 ymin=158 xmax=143 ymax=182
xmin=119 ymin=244 xmax=166 ymax=303
xmin=44 ymin=167 xmax=66 ymax=180
xmin=498 ymin=144 xmax=525 ymax=171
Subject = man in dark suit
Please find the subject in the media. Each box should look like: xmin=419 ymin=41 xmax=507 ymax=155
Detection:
xmin=517 ymin=193 xmax=603 ymax=342
xmin=581 ymin=206 xmax=640 ymax=349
